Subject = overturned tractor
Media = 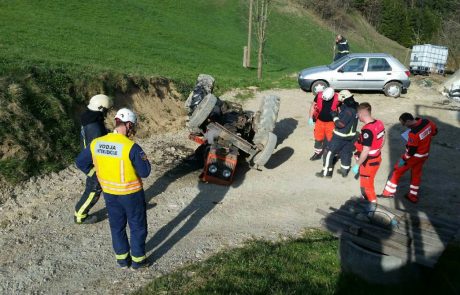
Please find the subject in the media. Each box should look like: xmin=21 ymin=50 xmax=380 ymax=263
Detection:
xmin=185 ymin=74 xmax=280 ymax=185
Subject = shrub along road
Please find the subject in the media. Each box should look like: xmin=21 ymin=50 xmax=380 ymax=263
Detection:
xmin=0 ymin=80 xmax=459 ymax=294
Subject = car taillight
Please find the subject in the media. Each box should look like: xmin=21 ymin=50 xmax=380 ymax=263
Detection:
xmin=405 ymin=71 xmax=411 ymax=77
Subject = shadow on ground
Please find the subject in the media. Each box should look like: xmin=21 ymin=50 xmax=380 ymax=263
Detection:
xmin=324 ymin=103 xmax=460 ymax=293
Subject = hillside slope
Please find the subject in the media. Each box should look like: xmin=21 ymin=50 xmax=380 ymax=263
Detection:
xmin=0 ymin=0 xmax=408 ymax=87
xmin=0 ymin=0 xmax=409 ymax=184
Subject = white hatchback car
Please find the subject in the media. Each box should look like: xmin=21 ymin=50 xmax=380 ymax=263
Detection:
xmin=298 ymin=53 xmax=411 ymax=98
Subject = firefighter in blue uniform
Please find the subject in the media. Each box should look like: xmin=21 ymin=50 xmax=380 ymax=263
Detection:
xmin=76 ymin=108 xmax=151 ymax=269
xmin=316 ymin=90 xmax=359 ymax=178
xmin=74 ymin=94 xmax=113 ymax=224
xmin=334 ymin=34 xmax=350 ymax=61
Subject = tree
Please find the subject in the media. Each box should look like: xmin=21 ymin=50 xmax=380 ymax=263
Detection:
xmin=245 ymin=0 xmax=254 ymax=68
xmin=379 ymin=0 xmax=411 ymax=46
xmin=253 ymin=0 xmax=272 ymax=80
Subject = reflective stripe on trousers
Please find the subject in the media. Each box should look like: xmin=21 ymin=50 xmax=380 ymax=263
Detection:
xmin=383 ymin=157 xmax=427 ymax=197
xmin=104 ymin=190 xmax=148 ymax=262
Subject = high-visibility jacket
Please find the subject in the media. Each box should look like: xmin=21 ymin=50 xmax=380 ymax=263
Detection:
xmin=355 ymin=120 xmax=385 ymax=157
xmin=91 ymin=133 xmax=142 ymax=195
xmin=402 ymin=118 xmax=437 ymax=161
xmin=313 ymin=92 xmax=340 ymax=121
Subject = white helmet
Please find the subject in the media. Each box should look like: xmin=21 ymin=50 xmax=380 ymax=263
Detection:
xmin=339 ymin=90 xmax=353 ymax=102
xmin=322 ymin=87 xmax=335 ymax=101
xmin=88 ymin=94 xmax=113 ymax=112
xmin=115 ymin=108 xmax=137 ymax=124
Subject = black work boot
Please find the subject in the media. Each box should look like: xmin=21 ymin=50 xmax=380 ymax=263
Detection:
xmin=337 ymin=168 xmax=350 ymax=178
xmin=309 ymin=153 xmax=322 ymax=161
xmin=74 ymin=215 xmax=98 ymax=224
xmin=315 ymin=169 xmax=332 ymax=178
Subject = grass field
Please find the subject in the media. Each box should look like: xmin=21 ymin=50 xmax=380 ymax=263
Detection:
xmin=135 ymin=229 xmax=460 ymax=295
xmin=0 ymin=0 xmax=405 ymax=91
xmin=0 ymin=0 xmax=408 ymax=183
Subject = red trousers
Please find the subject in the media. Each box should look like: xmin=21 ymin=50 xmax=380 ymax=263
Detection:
xmin=360 ymin=156 xmax=381 ymax=202
xmin=314 ymin=120 xmax=335 ymax=142
xmin=313 ymin=120 xmax=335 ymax=154
xmin=383 ymin=157 xmax=428 ymax=200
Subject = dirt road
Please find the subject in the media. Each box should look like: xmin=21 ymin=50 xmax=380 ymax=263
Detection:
xmin=1 ymin=79 xmax=459 ymax=294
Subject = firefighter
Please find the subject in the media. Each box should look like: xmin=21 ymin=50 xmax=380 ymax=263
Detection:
xmin=316 ymin=90 xmax=358 ymax=178
xmin=334 ymin=34 xmax=350 ymax=61
xmin=76 ymin=108 xmax=151 ymax=269
xmin=74 ymin=94 xmax=113 ymax=224
xmin=380 ymin=113 xmax=437 ymax=203
xmin=352 ymin=102 xmax=385 ymax=209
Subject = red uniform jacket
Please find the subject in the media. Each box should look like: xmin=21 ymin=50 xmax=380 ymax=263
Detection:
xmin=312 ymin=92 xmax=340 ymax=121
xmin=355 ymin=120 xmax=385 ymax=157
xmin=402 ymin=118 xmax=438 ymax=161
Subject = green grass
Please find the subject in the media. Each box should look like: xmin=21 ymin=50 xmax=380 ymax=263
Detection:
xmin=0 ymin=0 xmax=409 ymax=184
xmin=0 ymin=0 xmax=402 ymax=92
xmin=136 ymin=229 xmax=460 ymax=295
xmin=234 ymin=90 xmax=256 ymax=101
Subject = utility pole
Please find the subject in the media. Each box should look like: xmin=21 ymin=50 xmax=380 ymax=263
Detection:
xmin=246 ymin=0 xmax=253 ymax=68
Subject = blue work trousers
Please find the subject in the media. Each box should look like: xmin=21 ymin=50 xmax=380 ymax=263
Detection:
xmin=74 ymin=172 xmax=102 ymax=222
xmin=104 ymin=190 xmax=148 ymax=265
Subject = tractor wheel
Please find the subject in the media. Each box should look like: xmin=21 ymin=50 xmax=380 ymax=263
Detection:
xmin=187 ymin=94 xmax=217 ymax=129
xmin=253 ymin=95 xmax=280 ymax=145
xmin=252 ymin=132 xmax=277 ymax=167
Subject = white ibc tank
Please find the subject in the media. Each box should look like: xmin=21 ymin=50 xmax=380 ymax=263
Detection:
xmin=410 ymin=44 xmax=449 ymax=74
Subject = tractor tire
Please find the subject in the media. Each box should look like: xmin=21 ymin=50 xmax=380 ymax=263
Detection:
xmin=383 ymin=82 xmax=402 ymax=98
xmin=187 ymin=94 xmax=217 ymax=129
xmin=252 ymin=132 xmax=277 ymax=167
xmin=253 ymin=95 xmax=280 ymax=145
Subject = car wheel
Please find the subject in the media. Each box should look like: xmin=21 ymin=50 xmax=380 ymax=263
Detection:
xmin=252 ymin=132 xmax=277 ymax=167
xmin=384 ymin=82 xmax=402 ymax=98
xmin=311 ymin=80 xmax=328 ymax=95
xmin=253 ymin=95 xmax=280 ymax=146
xmin=187 ymin=94 xmax=217 ymax=129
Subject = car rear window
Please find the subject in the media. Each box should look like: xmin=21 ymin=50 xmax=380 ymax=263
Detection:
xmin=367 ymin=58 xmax=392 ymax=71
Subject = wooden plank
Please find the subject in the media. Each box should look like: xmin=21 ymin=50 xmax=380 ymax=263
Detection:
xmin=339 ymin=203 xmax=455 ymax=242
xmin=329 ymin=206 xmax=450 ymax=248
xmin=319 ymin=208 xmax=446 ymax=254
xmin=376 ymin=202 xmax=460 ymax=231
xmin=397 ymin=218 xmax=456 ymax=239
xmin=400 ymin=215 xmax=458 ymax=235
xmin=320 ymin=219 xmax=439 ymax=268
xmin=316 ymin=208 xmax=411 ymax=246
xmin=349 ymin=196 xmax=460 ymax=229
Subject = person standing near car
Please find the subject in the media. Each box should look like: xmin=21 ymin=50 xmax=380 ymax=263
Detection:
xmin=351 ymin=102 xmax=385 ymax=210
xmin=334 ymin=34 xmax=350 ymax=61
xmin=308 ymin=87 xmax=341 ymax=161
xmin=76 ymin=108 xmax=151 ymax=269
xmin=316 ymin=90 xmax=358 ymax=178
xmin=379 ymin=113 xmax=437 ymax=203
xmin=74 ymin=94 xmax=113 ymax=224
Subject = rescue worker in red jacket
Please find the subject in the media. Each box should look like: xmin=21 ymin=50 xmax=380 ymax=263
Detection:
xmin=380 ymin=113 xmax=438 ymax=203
xmin=308 ymin=87 xmax=340 ymax=161
xmin=316 ymin=90 xmax=359 ymax=178
xmin=352 ymin=102 xmax=385 ymax=210
xmin=76 ymin=108 xmax=151 ymax=269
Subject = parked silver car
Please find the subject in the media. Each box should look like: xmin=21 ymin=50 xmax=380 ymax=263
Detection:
xmin=298 ymin=53 xmax=411 ymax=98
